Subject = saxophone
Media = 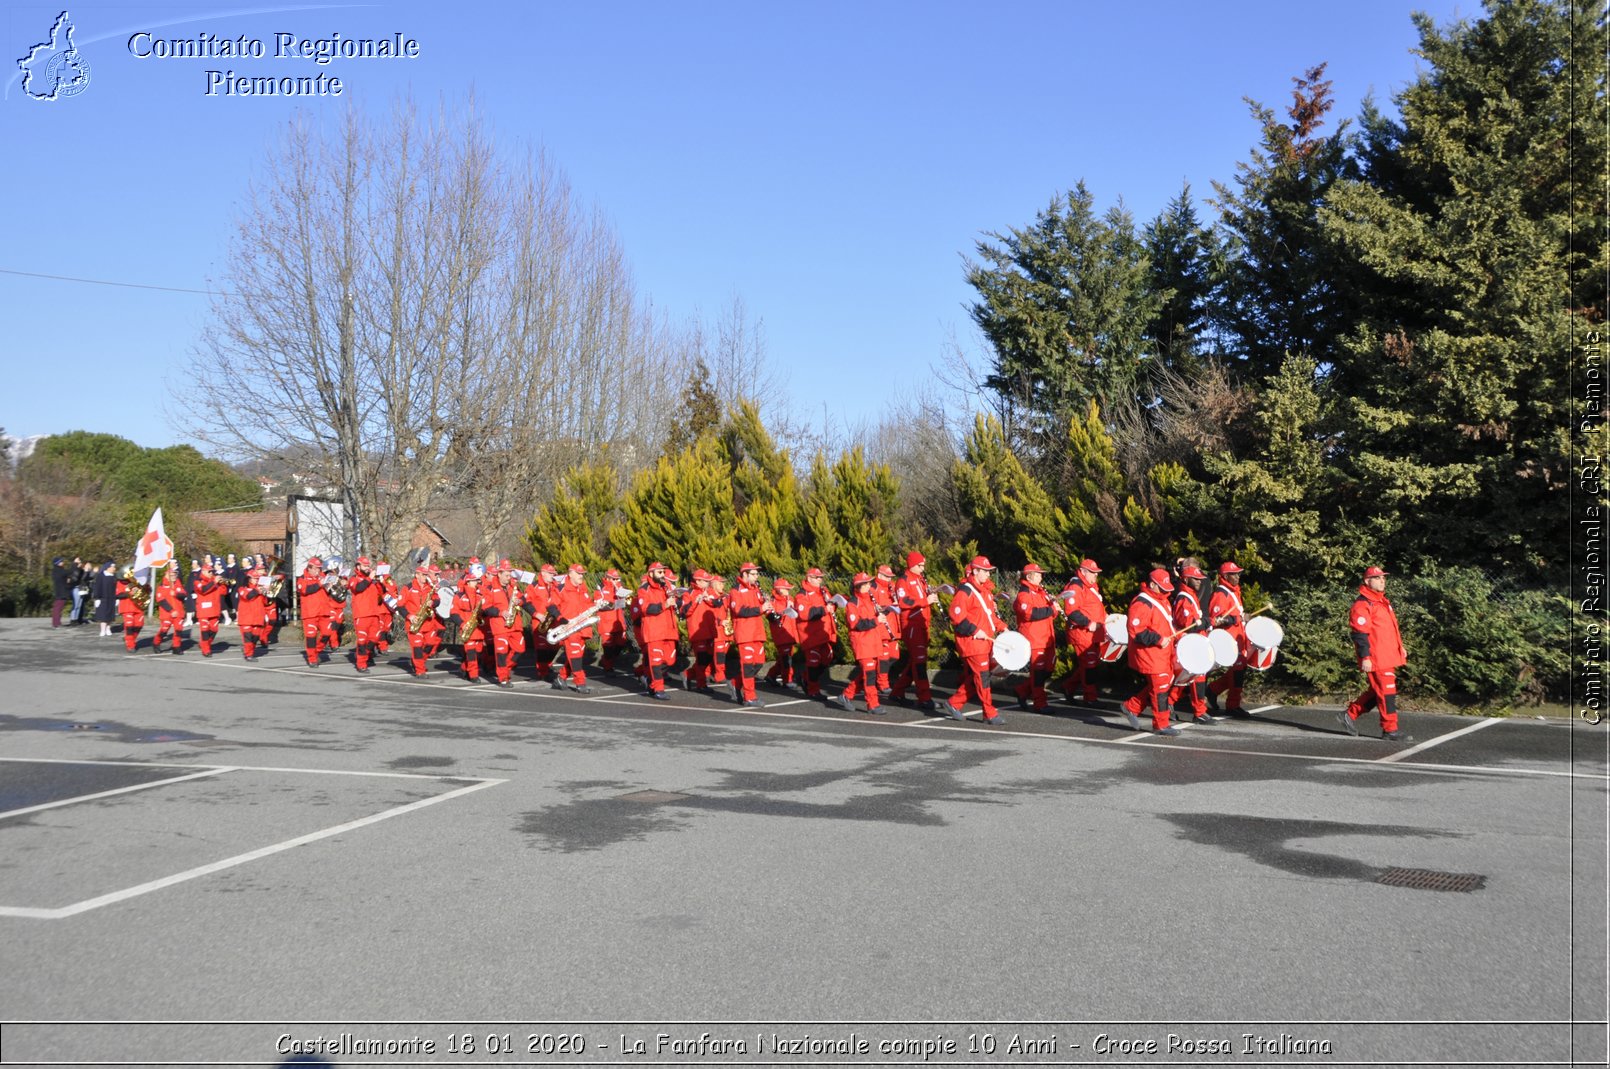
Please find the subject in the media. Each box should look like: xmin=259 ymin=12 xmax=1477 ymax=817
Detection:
xmin=408 ymin=584 xmax=438 ymax=632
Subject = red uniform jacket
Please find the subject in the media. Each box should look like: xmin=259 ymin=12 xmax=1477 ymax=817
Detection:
xmin=155 ymin=578 xmax=186 ymax=618
xmin=1012 ymin=583 xmax=1059 ymax=651
xmin=553 ymin=578 xmax=597 ymax=640
xmin=235 ymin=583 xmax=269 ymax=628
xmin=299 ymin=575 xmax=330 ymax=624
xmin=728 ymin=580 xmax=768 ymax=644
xmin=1062 ymin=577 xmax=1106 ymax=649
xmin=1126 ymin=591 xmax=1174 ymax=675
xmin=480 ymin=578 xmax=517 ymax=636
xmin=350 ymin=576 xmax=386 ymax=621
xmin=193 ymin=577 xmax=224 ymax=622
xmin=844 ymin=590 xmax=886 ymax=661
xmin=116 ymin=579 xmax=144 ymax=618
xmin=894 ymin=570 xmax=932 ymax=640
xmin=402 ymin=579 xmax=444 ymax=634
xmin=597 ymin=575 xmax=629 ymax=642
xmin=1351 ymin=585 xmax=1405 ymax=671
xmin=795 ymin=583 xmax=838 ymax=647
xmin=636 ymin=579 xmax=681 ymax=643
xmin=947 ymin=581 xmax=1001 ymax=660
xmin=1171 ymin=588 xmax=1206 ymax=634
xmin=767 ymin=592 xmax=798 ymax=647
xmin=1208 ymin=584 xmax=1246 ymax=643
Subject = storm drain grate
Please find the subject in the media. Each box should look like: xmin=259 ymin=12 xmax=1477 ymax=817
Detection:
xmin=616 ymin=790 xmax=690 ymax=805
xmin=1375 ymin=867 xmax=1486 ymax=893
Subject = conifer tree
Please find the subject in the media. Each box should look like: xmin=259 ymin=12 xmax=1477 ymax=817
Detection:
xmin=966 ymin=183 xmax=1159 ymax=457
xmin=800 ymin=447 xmax=899 ymax=575
xmin=525 ymin=462 xmax=621 ymax=571
xmin=608 ymin=437 xmax=742 ymax=576
xmin=718 ymin=401 xmax=804 ymax=573
xmin=1212 ymin=64 xmax=1359 ymax=381
xmin=1143 ymin=183 xmax=1220 ymax=373
xmin=1319 ymin=0 xmax=1603 ymax=576
xmin=950 ymin=414 xmax=1075 ymax=571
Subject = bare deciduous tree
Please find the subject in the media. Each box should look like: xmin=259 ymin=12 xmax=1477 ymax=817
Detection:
xmin=185 ymin=99 xmax=685 ymax=560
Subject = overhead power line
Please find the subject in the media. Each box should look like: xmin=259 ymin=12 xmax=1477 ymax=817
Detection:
xmin=0 ymin=267 xmax=234 ymax=297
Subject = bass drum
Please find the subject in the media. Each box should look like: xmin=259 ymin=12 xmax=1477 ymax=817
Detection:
xmin=991 ymin=629 xmax=1031 ymax=672
xmin=1245 ymin=616 xmax=1285 ymax=671
xmin=1099 ymin=612 xmax=1129 ymax=662
xmin=1208 ymin=627 xmax=1241 ymax=668
xmin=1175 ymin=633 xmax=1215 ymax=679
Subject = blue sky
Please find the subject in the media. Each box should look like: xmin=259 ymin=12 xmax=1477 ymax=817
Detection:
xmin=1 ymin=0 xmax=1469 ymax=450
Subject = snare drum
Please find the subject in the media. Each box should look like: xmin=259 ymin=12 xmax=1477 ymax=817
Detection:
xmin=1208 ymin=628 xmax=1241 ymax=668
xmin=1099 ymin=612 xmax=1129 ymax=662
xmin=1174 ymin=633 xmax=1215 ymax=682
xmin=1245 ymin=616 xmax=1285 ymax=670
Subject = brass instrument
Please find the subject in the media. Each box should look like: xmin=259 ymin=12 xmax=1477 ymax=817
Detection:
xmin=323 ymin=573 xmax=349 ymax=602
xmin=408 ymin=584 xmax=439 ymax=632
xmin=120 ymin=570 xmax=150 ymax=614
xmin=547 ymin=599 xmax=607 ymax=644
xmin=265 ymin=575 xmax=285 ymax=600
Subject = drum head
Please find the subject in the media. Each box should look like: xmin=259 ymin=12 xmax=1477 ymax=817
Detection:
xmin=1176 ymin=633 xmax=1215 ymax=675
xmin=1208 ymin=628 xmax=1240 ymax=667
xmin=992 ymin=629 xmax=1031 ymax=671
xmin=1246 ymin=616 xmax=1284 ymax=650
xmin=1103 ymin=613 xmax=1129 ymax=646
xmin=435 ymin=584 xmax=454 ymax=619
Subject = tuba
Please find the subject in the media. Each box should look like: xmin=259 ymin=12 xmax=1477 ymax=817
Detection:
xmin=120 ymin=570 xmax=150 ymax=614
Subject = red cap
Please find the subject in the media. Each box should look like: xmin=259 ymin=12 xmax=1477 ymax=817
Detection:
xmin=906 ymin=551 xmax=925 ymax=567
xmin=773 ymin=578 xmax=793 ymax=590
xmin=538 ymin=563 xmax=556 ymax=575
xmin=648 ymin=561 xmax=666 ymax=572
xmin=738 ymin=562 xmax=758 ymax=573
xmin=1079 ymin=558 xmax=1102 ymax=573
xmin=1181 ymin=564 xmax=1206 ymax=580
xmin=495 ymin=558 xmax=513 ymax=571
xmin=355 ymin=555 xmax=372 ymax=569
xmin=692 ymin=568 xmax=710 ymax=582
xmin=805 ymin=567 xmax=824 ymax=578
xmin=1363 ymin=565 xmax=1388 ymax=578
xmin=1148 ymin=567 xmax=1175 ymax=591
xmin=851 ymin=572 xmax=873 ymax=586
xmin=1022 ymin=562 xmax=1043 ymax=575
xmin=709 ymin=573 xmax=726 ymax=584
xmin=968 ymin=555 xmax=994 ymax=571
xmin=605 ymin=568 xmax=621 ymax=578
xmin=568 ymin=562 xmax=584 ymax=573
xmin=876 ymin=564 xmax=894 ymax=578
xmin=1219 ymin=561 xmax=1243 ymax=575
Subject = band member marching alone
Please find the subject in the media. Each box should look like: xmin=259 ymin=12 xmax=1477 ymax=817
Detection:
xmin=1339 ymin=565 xmax=1407 ymax=741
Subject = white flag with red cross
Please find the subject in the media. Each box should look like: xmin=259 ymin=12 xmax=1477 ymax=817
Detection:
xmin=132 ymin=508 xmax=174 ymax=582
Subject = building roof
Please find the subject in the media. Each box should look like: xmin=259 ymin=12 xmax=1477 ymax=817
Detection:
xmin=190 ymin=510 xmax=286 ymax=542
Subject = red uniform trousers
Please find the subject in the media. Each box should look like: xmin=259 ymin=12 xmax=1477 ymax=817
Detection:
xmin=839 ymin=655 xmax=882 ymax=710
xmin=1346 ymin=670 xmax=1400 ymax=733
xmin=1124 ymin=670 xmax=1176 ymax=730
xmin=559 ymin=629 xmax=588 ymax=687
xmin=120 ymin=610 xmax=145 ymax=652
xmin=1061 ymin=629 xmax=1101 ymax=701
xmin=461 ymin=626 xmax=487 ymax=680
xmin=734 ymin=641 xmax=766 ymax=701
xmin=890 ymin=625 xmax=932 ymax=702
xmin=155 ymin=609 xmax=184 ymax=651
xmin=408 ymin=625 xmax=443 ymax=675
xmin=643 ymin=639 xmax=678 ymax=694
xmin=946 ymin=648 xmax=996 ymax=718
xmin=354 ymin=615 xmax=388 ymax=670
xmin=766 ymin=642 xmax=797 ymax=685
xmin=801 ymin=641 xmax=835 ymax=697
xmin=1014 ymin=644 xmax=1058 ymax=710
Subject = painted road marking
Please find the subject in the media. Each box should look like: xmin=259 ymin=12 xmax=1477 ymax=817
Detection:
xmin=0 ymin=767 xmax=505 ymax=920
xmin=1376 ymin=716 xmax=1501 ymax=763
xmin=0 ymin=765 xmax=236 ymax=821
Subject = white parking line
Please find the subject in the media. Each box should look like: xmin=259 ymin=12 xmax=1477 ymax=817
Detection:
xmin=1376 ymin=716 xmax=1501 ymax=763
xmin=0 ymin=766 xmax=236 ymax=821
xmin=0 ymin=770 xmax=505 ymax=920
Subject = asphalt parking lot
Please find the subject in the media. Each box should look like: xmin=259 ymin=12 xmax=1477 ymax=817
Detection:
xmin=0 ymin=619 xmax=1604 ymax=1067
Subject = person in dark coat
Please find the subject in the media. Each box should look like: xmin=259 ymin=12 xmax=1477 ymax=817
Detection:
xmin=92 ymin=561 xmax=119 ymax=636
xmin=68 ymin=557 xmax=91 ymax=624
xmin=50 ymin=558 xmax=72 ymax=627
